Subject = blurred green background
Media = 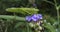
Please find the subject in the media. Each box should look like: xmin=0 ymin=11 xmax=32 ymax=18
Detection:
xmin=0 ymin=0 xmax=60 ymax=32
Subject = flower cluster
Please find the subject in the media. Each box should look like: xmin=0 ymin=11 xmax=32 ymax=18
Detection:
xmin=26 ymin=14 xmax=43 ymax=32
xmin=26 ymin=14 xmax=42 ymax=22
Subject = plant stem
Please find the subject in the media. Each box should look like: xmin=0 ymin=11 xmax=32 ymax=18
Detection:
xmin=5 ymin=26 xmax=8 ymax=32
xmin=54 ymin=0 xmax=59 ymax=24
xmin=43 ymin=0 xmax=55 ymax=5
xmin=26 ymin=22 xmax=29 ymax=32
xmin=43 ymin=0 xmax=59 ymax=23
xmin=0 ymin=25 xmax=3 ymax=32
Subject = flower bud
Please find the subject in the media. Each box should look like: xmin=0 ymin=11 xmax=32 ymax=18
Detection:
xmin=36 ymin=22 xmax=40 ymax=26
xmin=38 ymin=26 xmax=43 ymax=30
xmin=40 ymin=21 xmax=43 ymax=24
xmin=29 ymin=23 xmax=34 ymax=27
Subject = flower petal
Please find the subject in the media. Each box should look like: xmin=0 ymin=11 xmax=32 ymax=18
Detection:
xmin=26 ymin=16 xmax=31 ymax=21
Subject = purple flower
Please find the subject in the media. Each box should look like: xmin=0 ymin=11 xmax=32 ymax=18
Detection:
xmin=26 ymin=16 xmax=32 ymax=21
xmin=37 ymin=14 xmax=43 ymax=19
xmin=33 ymin=3 xmax=36 ymax=7
xmin=31 ymin=14 xmax=38 ymax=21
xmin=26 ymin=14 xmax=42 ymax=22
xmin=31 ymin=16 xmax=38 ymax=21
xmin=31 ymin=14 xmax=42 ymax=21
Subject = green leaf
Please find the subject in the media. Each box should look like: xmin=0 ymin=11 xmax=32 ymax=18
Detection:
xmin=14 ymin=22 xmax=25 ymax=28
xmin=43 ymin=22 xmax=56 ymax=32
xmin=0 ymin=15 xmax=25 ymax=21
xmin=46 ymin=16 xmax=57 ymax=24
xmin=6 ymin=8 xmax=39 ymax=15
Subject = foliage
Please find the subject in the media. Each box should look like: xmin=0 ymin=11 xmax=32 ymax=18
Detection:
xmin=6 ymin=8 xmax=39 ymax=15
xmin=0 ymin=0 xmax=60 ymax=32
xmin=0 ymin=7 xmax=59 ymax=32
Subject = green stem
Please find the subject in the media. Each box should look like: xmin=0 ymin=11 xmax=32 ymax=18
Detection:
xmin=43 ymin=0 xmax=55 ymax=5
xmin=0 ymin=15 xmax=25 ymax=21
xmin=0 ymin=25 xmax=3 ymax=32
xmin=5 ymin=26 xmax=8 ymax=32
xmin=54 ymin=0 xmax=59 ymax=24
xmin=26 ymin=22 xmax=29 ymax=32
xmin=13 ymin=13 xmax=16 ymax=20
xmin=43 ymin=0 xmax=59 ymax=23
xmin=56 ymin=8 xmax=59 ymax=24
